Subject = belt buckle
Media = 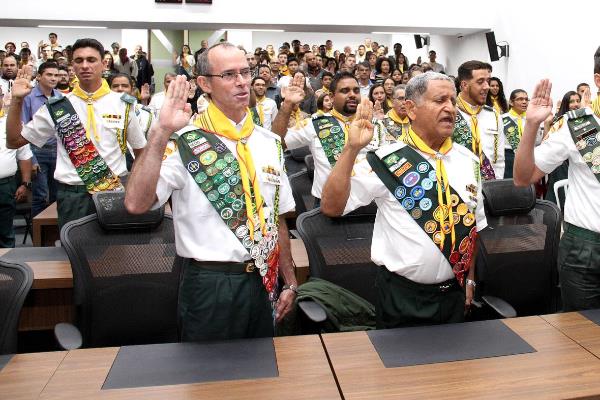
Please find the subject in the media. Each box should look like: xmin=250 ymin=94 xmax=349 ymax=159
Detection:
xmin=439 ymin=283 xmax=452 ymax=292
xmin=245 ymin=262 xmax=255 ymax=273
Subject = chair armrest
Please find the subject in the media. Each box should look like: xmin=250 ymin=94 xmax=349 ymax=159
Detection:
xmin=297 ymin=300 xmax=327 ymax=323
xmin=54 ymin=322 xmax=83 ymax=350
xmin=481 ymin=295 xmax=517 ymax=318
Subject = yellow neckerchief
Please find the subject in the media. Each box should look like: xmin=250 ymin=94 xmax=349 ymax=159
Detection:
xmin=386 ymin=98 xmax=393 ymax=108
xmin=194 ymin=102 xmax=266 ymax=239
xmin=404 ymin=127 xmax=455 ymax=251
xmin=456 ymin=94 xmax=483 ymax=162
xmin=321 ymin=87 xmax=331 ymax=95
xmin=71 ymin=79 xmax=111 ymax=142
xmin=592 ymin=96 xmax=600 ymax=118
xmin=490 ymin=95 xmax=502 ymax=114
xmin=508 ymin=108 xmax=526 ymax=136
xmin=330 ymin=108 xmax=355 ymax=144
xmin=279 ymin=65 xmax=290 ymax=76
xmin=387 ymin=109 xmax=409 ymax=139
xmin=256 ymin=95 xmax=266 ymax=125
xmin=290 ymin=108 xmax=304 ymax=129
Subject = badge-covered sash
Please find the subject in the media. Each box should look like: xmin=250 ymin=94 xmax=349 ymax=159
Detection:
xmin=177 ymin=128 xmax=281 ymax=298
xmin=453 ymin=111 xmax=496 ymax=180
xmin=312 ymin=115 xmax=345 ymax=167
xmin=367 ymin=145 xmax=478 ymax=286
xmin=381 ymin=116 xmax=407 ymax=141
xmin=249 ymin=106 xmax=263 ymax=127
xmin=502 ymin=115 xmax=520 ymax=151
xmin=46 ymin=96 xmax=123 ymax=193
xmin=567 ymin=108 xmax=600 ymax=184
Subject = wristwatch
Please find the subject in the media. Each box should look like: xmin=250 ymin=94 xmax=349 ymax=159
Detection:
xmin=282 ymin=284 xmax=298 ymax=294
xmin=21 ymin=181 xmax=32 ymax=190
xmin=466 ymin=279 xmax=477 ymax=287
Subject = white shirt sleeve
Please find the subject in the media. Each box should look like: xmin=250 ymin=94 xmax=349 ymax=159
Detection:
xmin=533 ymin=117 xmax=571 ymax=174
xmin=125 ymin=103 xmax=147 ymax=150
xmin=342 ymin=159 xmax=388 ymax=215
xmin=16 ymin=143 xmax=33 ymax=161
xmin=284 ymin=118 xmax=315 ymax=149
xmin=21 ymin=104 xmax=56 ymax=148
xmin=154 ymin=141 xmax=188 ymax=207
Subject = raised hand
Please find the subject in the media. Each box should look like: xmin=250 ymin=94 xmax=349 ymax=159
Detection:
xmin=373 ymin=99 xmax=384 ymax=120
xmin=157 ymin=75 xmax=192 ymax=135
xmin=348 ymin=97 xmax=374 ymax=150
xmin=10 ymin=68 xmax=33 ymax=100
xmin=281 ymin=83 xmax=305 ymax=105
xmin=140 ymin=83 xmax=150 ymax=101
xmin=527 ymin=79 xmax=553 ymax=125
xmin=582 ymin=86 xmax=592 ymax=108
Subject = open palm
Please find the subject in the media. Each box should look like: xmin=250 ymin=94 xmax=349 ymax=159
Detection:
xmin=348 ymin=98 xmax=374 ymax=149
xmin=158 ymin=75 xmax=192 ymax=134
xmin=527 ymin=79 xmax=553 ymax=124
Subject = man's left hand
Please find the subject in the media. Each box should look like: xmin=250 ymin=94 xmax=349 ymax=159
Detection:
xmin=465 ymin=283 xmax=475 ymax=314
xmin=14 ymin=185 xmax=28 ymax=203
xmin=275 ymin=288 xmax=296 ymax=322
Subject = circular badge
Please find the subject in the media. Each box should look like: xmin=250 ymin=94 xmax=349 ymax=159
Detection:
xmin=419 ymin=198 xmax=432 ymax=211
xmin=220 ymin=208 xmax=234 ymax=220
xmin=185 ymin=132 xmax=200 ymax=141
xmin=206 ymin=165 xmax=218 ymax=177
xmin=231 ymin=160 xmax=240 ymax=172
xmin=187 ymin=160 xmax=200 ymax=173
xmin=227 ymin=218 xmax=240 ymax=229
xmin=417 ymin=162 xmax=430 ymax=174
xmin=453 ymin=212 xmax=460 ymax=225
xmin=433 ymin=231 xmax=442 ymax=245
xmin=576 ymin=140 xmax=587 ymax=151
xmin=318 ymin=129 xmax=330 ymax=139
xmin=394 ymin=186 xmax=406 ymax=199
xmin=403 ymin=171 xmax=420 ymax=187
xmin=459 ymin=236 xmax=470 ymax=253
xmin=233 ymin=184 xmax=244 ymax=196
xmin=449 ymin=251 xmax=461 ymax=264
xmin=207 ymin=190 xmax=220 ymax=202
xmin=218 ymin=183 xmax=231 ymax=195
xmin=424 ymin=220 xmax=437 ymax=234
xmin=594 ymin=146 xmax=600 ymax=156
xmin=442 ymin=221 xmax=452 ymax=234
xmin=224 ymin=153 xmax=235 ymax=163
xmin=232 ymin=199 xmax=244 ymax=211
xmin=428 ymin=170 xmax=437 ymax=181
xmin=242 ymin=237 xmax=253 ymax=249
xmin=214 ymin=199 xmax=226 ymax=210
xmin=421 ymin=178 xmax=434 ymax=191
xmin=224 ymin=192 xmax=237 ymax=204
xmin=402 ymin=197 xmax=415 ymax=210
xmin=200 ymin=179 xmax=213 ymax=193
xmin=507 ymin=126 xmax=515 ymax=134
xmin=215 ymin=159 xmax=227 ymax=171
xmin=450 ymin=194 xmax=460 ymax=207
xmin=228 ymin=175 xmax=240 ymax=186
xmin=583 ymin=152 xmax=593 ymax=162
xmin=593 ymin=156 xmax=600 ymax=166
xmin=236 ymin=225 xmax=249 ymax=238
xmin=463 ymin=212 xmax=475 ymax=227
xmin=223 ymin=167 xmax=234 ymax=178
xmin=456 ymin=203 xmax=469 ymax=216
xmin=587 ymin=136 xmax=598 ymax=147
xmin=199 ymin=150 xmax=218 ymax=166
xmin=411 ymin=186 xmax=425 ymax=201
xmin=212 ymin=173 xmax=226 ymax=186
xmin=330 ymin=126 xmax=341 ymax=134
xmin=411 ymin=208 xmax=422 ymax=220
xmin=433 ymin=205 xmax=448 ymax=222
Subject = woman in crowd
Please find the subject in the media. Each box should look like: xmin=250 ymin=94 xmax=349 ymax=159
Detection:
xmin=324 ymin=57 xmax=338 ymax=74
xmin=486 ymin=77 xmax=509 ymax=114
xmin=102 ymin=52 xmax=117 ymax=80
xmin=395 ymin=53 xmax=409 ymax=73
xmin=382 ymin=77 xmax=395 ymax=111
xmin=316 ymin=92 xmax=333 ymax=115
xmin=501 ymin=89 xmax=529 ymax=178
xmin=372 ymin=57 xmax=394 ymax=85
xmin=391 ymin=69 xmax=403 ymax=85
xmin=369 ymin=83 xmax=388 ymax=120
xmin=175 ymin=44 xmax=195 ymax=78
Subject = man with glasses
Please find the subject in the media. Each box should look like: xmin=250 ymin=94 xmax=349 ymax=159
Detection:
xmin=374 ymin=84 xmax=410 ymax=145
xmin=125 ymin=42 xmax=298 ymax=342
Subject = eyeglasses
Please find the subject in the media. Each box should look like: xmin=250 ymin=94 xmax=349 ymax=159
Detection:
xmin=203 ymin=68 xmax=252 ymax=82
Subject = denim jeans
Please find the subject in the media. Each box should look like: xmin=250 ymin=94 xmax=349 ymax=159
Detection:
xmin=31 ymin=145 xmax=57 ymax=217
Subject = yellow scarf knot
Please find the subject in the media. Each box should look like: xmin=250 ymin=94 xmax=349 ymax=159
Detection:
xmin=71 ymin=79 xmax=111 ymax=142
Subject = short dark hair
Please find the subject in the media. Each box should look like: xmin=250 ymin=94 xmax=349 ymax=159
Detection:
xmin=357 ymin=61 xmax=370 ymax=71
xmin=49 ymin=33 xmax=57 ymax=38
xmin=457 ymin=60 xmax=492 ymax=83
xmin=108 ymin=72 xmax=134 ymax=88
xmin=509 ymin=89 xmax=527 ymax=102
xmin=286 ymin=57 xmax=298 ymax=66
xmin=5 ymin=41 xmax=16 ymax=50
xmin=577 ymin=82 xmax=590 ymax=91
xmin=58 ymin=65 xmax=68 ymax=73
xmin=594 ymin=46 xmax=600 ymax=75
xmin=72 ymin=38 xmax=104 ymax=59
xmin=258 ymin=64 xmax=271 ymax=73
xmin=38 ymin=61 xmax=59 ymax=75
xmin=251 ymin=76 xmax=266 ymax=86
xmin=330 ymin=71 xmax=358 ymax=93
xmin=375 ymin=56 xmax=395 ymax=74
xmin=321 ymin=70 xmax=333 ymax=80
xmin=317 ymin=92 xmax=331 ymax=110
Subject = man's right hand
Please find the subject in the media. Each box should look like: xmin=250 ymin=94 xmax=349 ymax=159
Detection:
xmin=156 ymin=75 xmax=192 ymax=136
xmin=348 ymin=97 xmax=374 ymax=151
xmin=11 ymin=68 xmax=33 ymax=100
xmin=526 ymin=79 xmax=553 ymax=125
xmin=281 ymin=74 xmax=305 ymax=105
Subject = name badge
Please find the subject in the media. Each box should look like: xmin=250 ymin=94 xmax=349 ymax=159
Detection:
xmin=102 ymin=114 xmax=124 ymax=129
xmin=262 ymin=165 xmax=281 ymax=185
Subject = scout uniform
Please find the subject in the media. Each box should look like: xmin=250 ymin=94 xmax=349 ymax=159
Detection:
xmin=248 ymin=96 xmax=278 ymax=132
xmin=376 ymin=108 xmax=410 ymax=142
xmin=342 ymin=129 xmax=487 ymax=328
xmin=501 ymin=109 xmax=525 ymax=179
xmin=453 ymin=96 xmax=505 ymax=180
xmin=533 ymin=99 xmax=600 ymax=311
xmin=155 ymin=102 xmax=295 ymax=341
xmin=284 ymin=110 xmax=375 ymax=199
xmin=21 ymin=80 xmax=146 ymax=228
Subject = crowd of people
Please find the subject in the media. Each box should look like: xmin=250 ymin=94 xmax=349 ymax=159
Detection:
xmin=1 ymin=31 xmax=600 ymax=341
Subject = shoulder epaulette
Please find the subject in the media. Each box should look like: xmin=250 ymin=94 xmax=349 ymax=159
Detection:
xmin=140 ymin=105 xmax=152 ymax=113
xmin=47 ymin=96 xmax=64 ymax=105
xmin=482 ymin=105 xmax=495 ymax=113
xmin=120 ymin=93 xmax=137 ymax=105
xmin=566 ymin=108 xmax=593 ymax=120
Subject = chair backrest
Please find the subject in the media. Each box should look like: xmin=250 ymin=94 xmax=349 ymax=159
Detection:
xmin=296 ymin=208 xmax=378 ymax=304
xmin=477 ymin=179 xmax=562 ymax=315
xmin=60 ymin=192 xmax=182 ymax=348
xmin=0 ymin=261 xmax=33 ymax=354
xmin=304 ymin=154 xmax=315 ymax=181
xmin=553 ymin=179 xmax=569 ymax=211
xmin=289 ymin=170 xmax=316 ymax=215
xmin=284 ymin=152 xmax=307 ymax=177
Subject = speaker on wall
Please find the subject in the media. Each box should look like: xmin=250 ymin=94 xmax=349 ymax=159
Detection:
xmin=486 ymin=31 xmax=509 ymax=61
xmin=414 ymin=34 xmax=430 ymax=49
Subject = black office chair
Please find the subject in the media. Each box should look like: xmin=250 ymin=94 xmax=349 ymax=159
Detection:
xmin=304 ymin=154 xmax=314 ymax=181
xmin=55 ymin=191 xmax=183 ymax=349
xmin=289 ymin=170 xmax=316 ymax=216
xmin=284 ymin=146 xmax=309 ymax=177
xmin=295 ymin=208 xmax=378 ymax=330
xmin=474 ymin=179 xmax=562 ymax=318
xmin=0 ymin=261 xmax=33 ymax=354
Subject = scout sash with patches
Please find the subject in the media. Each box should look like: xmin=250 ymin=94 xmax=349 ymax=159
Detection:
xmin=115 ymin=93 xmax=134 ymax=154
xmin=249 ymin=106 xmax=263 ymax=127
xmin=46 ymin=96 xmax=123 ymax=193
xmin=502 ymin=115 xmax=520 ymax=151
xmin=453 ymin=111 xmax=497 ymax=180
xmin=567 ymin=108 xmax=600 ymax=183
xmin=312 ymin=115 xmax=346 ymax=167
xmin=381 ymin=116 xmax=408 ymax=141
xmin=177 ymin=128 xmax=281 ymax=299
xmin=367 ymin=145 xmax=478 ymax=286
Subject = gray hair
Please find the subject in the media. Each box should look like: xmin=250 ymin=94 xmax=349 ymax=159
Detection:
xmin=405 ymin=72 xmax=454 ymax=104
xmin=197 ymin=42 xmax=238 ymax=76
xmin=392 ymin=84 xmax=407 ymax=99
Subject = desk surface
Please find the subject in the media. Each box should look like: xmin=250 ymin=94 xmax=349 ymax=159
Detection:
xmin=322 ymin=316 xmax=600 ymax=400
xmin=542 ymin=312 xmax=600 ymax=359
xmin=0 ymin=335 xmax=340 ymax=400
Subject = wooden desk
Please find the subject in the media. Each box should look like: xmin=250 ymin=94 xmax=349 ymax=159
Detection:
xmin=32 ymin=202 xmax=59 ymax=247
xmin=322 ymin=316 xmax=600 ymax=399
xmin=0 ymin=351 xmax=67 ymax=400
xmin=542 ymin=312 xmax=600 ymax=359
xmin=0 ymin=336 xmax=340 ymax=400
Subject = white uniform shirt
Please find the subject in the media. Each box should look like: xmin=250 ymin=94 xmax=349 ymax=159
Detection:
xmin=0 ymin=115 xmax=33 ymax=178
xmin=155 ymin=117 xmax=295 ymax=262
xmin=343 ymin=141 xmax=487 ymax=284
xmin=457 ymin=106 xmax=505 ymax=179
xmin=534 ymin=110 xmax=600 ymax=234
xmin=149 ymin=91 xmax=166 ymax=116
xmin=256 ymin=97 xmax=278 ymax=131
xmin=0 ymin=78 xmax=12 ymax=95
xmin=21 ymin=91 xmax=146 ymax=185
xmin=501 ymin=112 xmax=544 ymax=150
xmin=284 ymin=115 xmax=373 ymax=198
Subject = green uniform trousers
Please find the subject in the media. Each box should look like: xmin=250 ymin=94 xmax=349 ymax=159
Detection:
xmin=376 ymin=266 xmax=465 ymax=329
xmin=178 ymin=260 xmax=274 ymax=342
xmin=0 ymin=176 xmax=17 ymax=248
xmin=56 ymin=183 xmax=95 ymax=231
xmin=559 ymin=223 xmax=600 ymax=311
